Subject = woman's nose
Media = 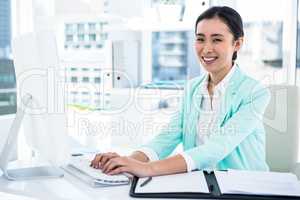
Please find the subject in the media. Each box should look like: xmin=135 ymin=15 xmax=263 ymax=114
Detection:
xmin=203 ymin=42 xmax=213 ymax=54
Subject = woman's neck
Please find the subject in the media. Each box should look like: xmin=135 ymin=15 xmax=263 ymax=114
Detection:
xmin=209 ymin=64 xmax=233 ymax=86
xmin=207 ymin=63 xmax=233 ymax=97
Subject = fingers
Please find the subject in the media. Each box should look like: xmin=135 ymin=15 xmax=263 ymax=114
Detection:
xmin=102 ymin=157 xmax=124 ymax=173
xmin=90 ymin=153 xmax=103 ymax=168
xmin=102 ymin=156 xmax=130 ymax=174
xmin=107 ymin=167 xmax=127 ymax=175
xmin=100 ymin=154 xmax=114 ymax=169
xmin=90 ymin=152 xmax=119 ymax=169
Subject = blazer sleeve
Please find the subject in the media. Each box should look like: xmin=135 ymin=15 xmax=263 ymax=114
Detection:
xmin=184 ymin=82 xmax=271 ymax=169
xmin=141 ymin=88 xmax=187 ymax=160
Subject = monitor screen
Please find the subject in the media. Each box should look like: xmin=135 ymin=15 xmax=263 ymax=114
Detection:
xmin=11 ymin=31 xmax=71 ymax=166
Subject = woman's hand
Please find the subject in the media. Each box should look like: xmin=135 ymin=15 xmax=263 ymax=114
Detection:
xmin=91 ymin=153 xmax=187 ymax=178
xmin=90 ymin=152 xmax=120 ymax=169
xmin=102 ymin=156 xmax=154 ymax=178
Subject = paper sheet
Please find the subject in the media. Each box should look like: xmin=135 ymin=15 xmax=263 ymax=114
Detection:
xmin=215 ymin=169 xmax=300 ymax=196
xmin=135 ymin=171 xmax=209 ymax=193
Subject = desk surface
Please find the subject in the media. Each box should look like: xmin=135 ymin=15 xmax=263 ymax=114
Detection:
xmin=0 ymin=170 xmax=125 ymax=200
xmin=0 ymin=171 xmax=135 ymax=200
xmin=0 ymin=171 xmax=188 ymax=200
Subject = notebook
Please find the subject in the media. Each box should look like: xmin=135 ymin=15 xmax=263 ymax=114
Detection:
xmin=215 ymin=169 xmax=300 ymax=196
xmin=63 ymin=155 xmax=130 ymax=187
xmin=130 ymin=170 xmax=300 ymax=199
xmin=135 ymin=171 xmax=209 ymax=193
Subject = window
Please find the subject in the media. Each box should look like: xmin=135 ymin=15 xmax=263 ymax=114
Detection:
xmin=84 ymin=44 xmax=91 ymax=49
xmin=66 ymin=34 xmax=73 ymax=42
xmin=77 ymin=23 xmax=85 ymax=32
xmin=0 ymin=60 xmax=16 ymax=115
xmin=71 ymin=77 xmax=78 ymax=83
xmin=0 ymin=0 xmax=11 ymax=58
xmin=96 ymin=44 xmax=103 ymax=48
xmin=213 ymin=0 xmax=288 ymax=84
xmin=152 ymin=31 xmax=189 ymax=83
xmin=0 ymin=1 xmax=16 ymax=115
xmin=77 ymin=34 xmax=85 ymax=41
xmin=70 ymin=67 xmax=77 ymax=71
xmin=82 ymin=77 xmax=89 ymax=82
xmin=65 ymin=24 xmax=73 ymax=33
xmin=94 ymin=77 xmax=101 ymax=83
xmin=73 ymin=44 xmax=80 ymax=49
xmin=89 ymin=34 xmax=96 ymax=41
xmin=88 ymin=23 xmax=96 ymax=31
xmin=100 ymin=33 xmax=108 ymax=40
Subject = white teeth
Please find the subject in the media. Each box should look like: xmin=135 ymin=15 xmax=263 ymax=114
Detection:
xmin=203 ymin=57 xmax=216 ymax=61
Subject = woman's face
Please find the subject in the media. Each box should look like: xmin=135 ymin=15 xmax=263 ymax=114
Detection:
xmin=195 ymin=17 xmax=243 ymax=74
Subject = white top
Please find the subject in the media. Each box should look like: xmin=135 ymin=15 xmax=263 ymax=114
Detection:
xmin=138 ymin=64 xmax=237 ymax=172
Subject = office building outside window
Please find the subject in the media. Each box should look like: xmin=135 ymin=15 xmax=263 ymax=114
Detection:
xmin=64 ymin=21 xmax=109 ymax=50
xmin=0 ymin=0 xmax=16 ymax=115
xmin=0 ymin=0 xmax=11 ymax=58
xmin=212 ymin=0 xmax=287 ymax=84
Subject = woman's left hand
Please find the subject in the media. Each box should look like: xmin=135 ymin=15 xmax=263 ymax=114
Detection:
xmin=102 ymin=156 xmax=153 ymax=177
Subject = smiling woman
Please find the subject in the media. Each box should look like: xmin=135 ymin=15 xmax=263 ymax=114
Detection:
xmin=194 ymin=7 xmax=244 ymax=85
xmin=90 ymin=6 xmax=271 ymax=178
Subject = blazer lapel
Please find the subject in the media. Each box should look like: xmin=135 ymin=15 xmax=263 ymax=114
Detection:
xmin=185 ymin=75 xmax=207 ymax=149
xmin=184 ymin=67 xmax=245 ymax=149
xmin=218 ymin=67 xmax=245 ymax=127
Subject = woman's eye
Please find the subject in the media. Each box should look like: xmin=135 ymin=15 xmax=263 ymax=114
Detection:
xmin=196 ymin=38 xmax=205 ymax=42
xmin=213 ymin=38 xmax=222 ymax=43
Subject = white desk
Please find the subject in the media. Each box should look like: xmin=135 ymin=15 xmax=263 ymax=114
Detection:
xmin=0 ymin=165 xmax=188 ymax=200
xmin=0 ymin=171 xmax=133 ymax=200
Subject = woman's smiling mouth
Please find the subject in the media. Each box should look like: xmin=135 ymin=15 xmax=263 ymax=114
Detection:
xmin=202 ymin=56 xmax=218 ymax=65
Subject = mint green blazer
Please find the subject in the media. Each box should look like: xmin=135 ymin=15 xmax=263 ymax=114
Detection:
xmin=143 ymin=67 xmax=271 ymax=171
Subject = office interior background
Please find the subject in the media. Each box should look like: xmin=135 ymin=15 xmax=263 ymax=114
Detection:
xmin=1 ymin=0 xmax=300 ymax=166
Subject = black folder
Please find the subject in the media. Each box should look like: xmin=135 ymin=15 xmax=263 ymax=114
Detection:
xmin=129 ymin=171 xmax=300 ymax=200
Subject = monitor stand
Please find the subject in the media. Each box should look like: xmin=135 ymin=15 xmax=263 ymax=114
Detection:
xmin=0 ymin=94 xmax=64 ymax=180
xmin=3 ymin=166 xmax=64 ymax=181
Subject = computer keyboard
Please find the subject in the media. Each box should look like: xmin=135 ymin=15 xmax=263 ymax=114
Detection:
xmin=68 ymin=156 xmax=129 ymax=183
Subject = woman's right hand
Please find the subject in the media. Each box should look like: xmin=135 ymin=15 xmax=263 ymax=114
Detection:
xmin=90 ymin=152 xmax=120 ymax=170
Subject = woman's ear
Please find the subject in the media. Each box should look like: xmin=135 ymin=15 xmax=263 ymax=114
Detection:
xmin=234 ymin=37 xmax=244 ymax=51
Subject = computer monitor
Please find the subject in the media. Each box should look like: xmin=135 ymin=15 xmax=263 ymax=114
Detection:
xmin=0 ymin=31 xmax=71 ymax=180
xmin=0 ymin=114 xmax=16 ymax=160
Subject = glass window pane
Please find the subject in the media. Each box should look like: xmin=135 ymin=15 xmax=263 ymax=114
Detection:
xmin=94 ymin=77 xmax=101 ymax=83
xmin=77 ymin=23 xmax=85 ymax=32
xmin=71 ymin=76 xmax=78 ymax=83
xmin=66 ymin=34 xmax=73 ymax=42
xmin=88 ymin=23 xmax=96 ymax=31
xmin=82 ymin=77 xmax=89 ymax=82
xmin=89 ymin=34 xmax=96 ymax=41
xmin=153 ymin=32 xmax=186 ymax=81
xmin=214 ymin=0 xmax=286 ymax=84
xmin=65 ymin=24 xmax=73 ymax=33
xmin=77 ymin=34 xmax=85 ymax=41
xmin=0 ymin=59 xmax=16 ymax=115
